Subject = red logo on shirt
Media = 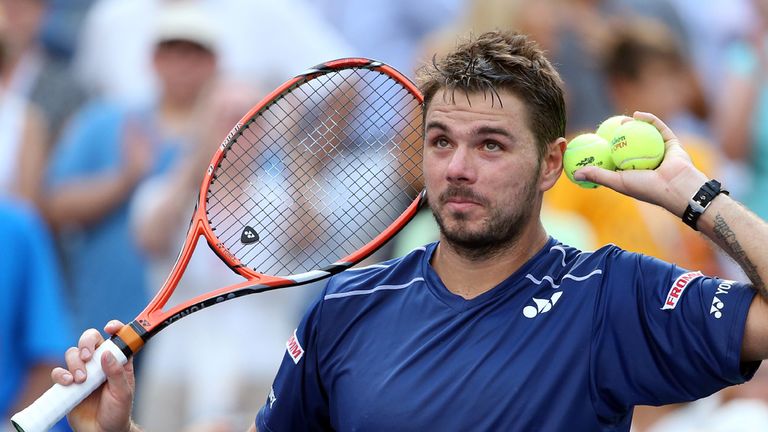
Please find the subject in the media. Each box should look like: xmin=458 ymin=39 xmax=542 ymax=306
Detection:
xmin=286 ymin=329 xmax=304 ymax=364
xmin=661 ymin=271 xmax=703 ymax=310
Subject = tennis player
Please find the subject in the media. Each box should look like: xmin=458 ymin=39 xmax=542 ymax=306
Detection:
xmin=55 ymin=30 xmax=768 ymax=431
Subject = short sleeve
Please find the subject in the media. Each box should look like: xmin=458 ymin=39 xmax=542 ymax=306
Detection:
xmin=46 ymin=102 xmax=123 ymax=186
xmin=256 ymin=290 xmax=331 ymax=431
xmin=590 ymin=248 xmax=759 ymax=423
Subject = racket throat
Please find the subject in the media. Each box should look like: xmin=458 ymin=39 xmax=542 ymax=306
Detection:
xmin=113 ymin=321 xmax=148 ymax=357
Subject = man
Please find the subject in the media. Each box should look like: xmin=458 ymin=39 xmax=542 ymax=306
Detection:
xmin=45 ymin=1 xmax=219 ymax=336
xmin=52 ymin=30 xmax=768 ymax=431
xmin=0 ymin=200 xmax=72 ymax=431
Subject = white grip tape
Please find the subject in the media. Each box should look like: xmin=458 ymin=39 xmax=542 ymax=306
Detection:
xmin=10 ymin=339 xmax=128 ymax=432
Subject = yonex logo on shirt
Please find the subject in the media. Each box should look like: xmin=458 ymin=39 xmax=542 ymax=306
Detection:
xmin=523 ymin=291 xmax=563 ymax=319
xmin=710 ymin=280 xmax=734 ymax=319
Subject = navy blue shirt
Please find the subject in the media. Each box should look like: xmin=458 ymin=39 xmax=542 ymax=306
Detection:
xmin=257 ymin=238 xmax=759 ymax=431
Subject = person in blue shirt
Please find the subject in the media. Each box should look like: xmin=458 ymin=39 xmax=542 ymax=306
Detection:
xmin=44 ymin=2 xmax=219 ymax=336
xmin=0 ymin=200 xmax=72 ymax=431
xmin=53 ymin=30 xmax=768 ymax=431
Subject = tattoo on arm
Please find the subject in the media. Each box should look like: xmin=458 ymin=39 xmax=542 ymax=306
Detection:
xmin=713 ymin=213 xmax=767 ymax=297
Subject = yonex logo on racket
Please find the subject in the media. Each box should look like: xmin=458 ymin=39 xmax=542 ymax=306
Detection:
xmin=241 ymin=226 xmax=259 ymax=244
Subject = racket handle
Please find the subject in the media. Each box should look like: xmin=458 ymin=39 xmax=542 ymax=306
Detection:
xmin=10 ymin=339 xmax=128 ymax=432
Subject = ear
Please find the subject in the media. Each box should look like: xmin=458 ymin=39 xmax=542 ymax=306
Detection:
xmin=539 ymin=137 xmax=566 ymax=192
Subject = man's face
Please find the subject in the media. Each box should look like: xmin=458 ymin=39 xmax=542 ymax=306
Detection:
xmin=423 ymin=89 xmax=544 ymax=257
xmin=154 ymin=40 xmax=216 ymax=103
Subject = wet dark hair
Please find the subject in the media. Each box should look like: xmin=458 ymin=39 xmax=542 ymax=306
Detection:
xmin=417 ymin=30 xmax=566 ymax=159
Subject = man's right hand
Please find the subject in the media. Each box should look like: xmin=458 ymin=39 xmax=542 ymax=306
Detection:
xmin=51 ymin=320 xmax=138 ymax=432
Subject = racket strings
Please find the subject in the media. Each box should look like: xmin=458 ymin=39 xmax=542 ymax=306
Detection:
xmin=206 ymin=67 xmax=423 ymax=276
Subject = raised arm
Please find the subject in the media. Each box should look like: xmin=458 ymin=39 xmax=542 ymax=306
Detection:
xmin=576 ymin=111 xmax=768 ymax=361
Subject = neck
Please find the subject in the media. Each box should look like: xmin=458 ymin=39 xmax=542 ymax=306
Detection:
xmin=431 ymin=220 xmax=549 ymax=299
xmin=157 ymin=96 xmax=201 ymax=132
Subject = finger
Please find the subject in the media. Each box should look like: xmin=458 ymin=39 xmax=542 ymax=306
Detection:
xmin=101 ymin=351 xmax=134 ymax=405
xmin=632 ymin=111 xmax=678 ymax=146
xmin=64 ymin=346 xmax=87 ymax=384
xmin=104 ymin=320 xmax=125 ymax=336
xmin=78 ymin=328 xmax=105 ymax=363
xmin=51 ymin=366 xmax=74 ymax=386
xmin=574 ymin=166 xmax=625 ymax=191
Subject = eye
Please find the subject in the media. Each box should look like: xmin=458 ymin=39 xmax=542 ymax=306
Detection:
xmin=434 ymin=137 xmax=450 ymax=149
xmin=483 ymin=141 xmax=502 ymax=152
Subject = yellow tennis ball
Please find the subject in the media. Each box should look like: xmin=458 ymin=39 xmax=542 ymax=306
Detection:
xmin=563 ymin=133 xmax=615 ymax=188
xmin=596 ymin=115 xmax=632 ymax=142
xmin=609 ymin=120 xmax=665 ymax=170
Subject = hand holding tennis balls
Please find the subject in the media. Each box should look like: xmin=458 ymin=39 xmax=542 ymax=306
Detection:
xmin=609 ymin=120 xmax=666 ymax=170
xmin=564 ymin=116 xmax=667 ymax=188
xmin=595 ymin=115 xmax=631 ymax=142
xmin=570 ymin=112 xmax=701 ymax=215
xmin=563 ymin=133 xmax=615 ymax=188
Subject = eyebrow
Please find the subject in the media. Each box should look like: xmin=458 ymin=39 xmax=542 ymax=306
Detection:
xmin=425 ymin=121 xmax=515 ymax=139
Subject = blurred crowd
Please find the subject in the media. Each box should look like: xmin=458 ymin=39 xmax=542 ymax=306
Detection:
xmin=3 ymin=0 xmax=768 ymax=430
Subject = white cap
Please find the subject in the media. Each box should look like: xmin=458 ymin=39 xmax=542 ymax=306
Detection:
xmin=154 ymin=1 xmax=218 ymax=53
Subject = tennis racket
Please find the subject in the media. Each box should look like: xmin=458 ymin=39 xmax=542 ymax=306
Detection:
xmin=12 ymin=58 xmax=425 ymax=432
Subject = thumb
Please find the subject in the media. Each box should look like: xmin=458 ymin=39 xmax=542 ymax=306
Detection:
xmin=100 ymin=351 xmax=134 ymax=405
xmin=574 ymin=166 xmax=623 ymax=190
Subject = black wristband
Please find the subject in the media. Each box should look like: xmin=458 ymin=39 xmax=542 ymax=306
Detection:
xmin=682 ymin=179 xmax=729 ymax=231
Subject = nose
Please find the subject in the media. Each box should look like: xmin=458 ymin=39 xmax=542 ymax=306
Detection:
xmin=445 ymin=145 xmax=476 ymax=184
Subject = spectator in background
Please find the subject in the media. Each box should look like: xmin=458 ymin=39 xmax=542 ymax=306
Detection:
xmin=0 ymin=8 xmax=48 ymax=210
xmin=0 ymin=0 xmax=85 ymax=145
xmin=552 ymin=0 xmax=690 ymax=135
xmin=0 ymin=200 xmax=72 ymax=431
xmin=45 ymin=1 xmax=218 ymax=337
xmin=715 ymin=0 xmax=768 ymax=220
xmin=669 ymin=0 xmax=755 ymax=108
xmin=547 ymin=17 xmax=722 ymax=275
xmin=39 ymin=0 xmax=97 ymax=61
xmin=311 ymin=0 xmax=462 ymax=74
xmin=419 ymin=0 xmax=562 ymax=65
xmin=75 ymin=0 xmax=353 ymax=107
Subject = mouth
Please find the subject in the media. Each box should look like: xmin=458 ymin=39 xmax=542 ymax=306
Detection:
xmin=439 ymin=188 xmax=485 ymax=212
xmin=444 ymin=200 xmax=480 ymax=212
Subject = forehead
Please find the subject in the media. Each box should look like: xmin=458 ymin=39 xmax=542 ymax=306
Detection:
xmin=425 ymin=88 xmax=532 ymax=133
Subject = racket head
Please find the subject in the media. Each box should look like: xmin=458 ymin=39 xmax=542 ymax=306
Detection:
xmin=133 ymin=58 xmax=425 ymax=337
xmin=203 ymin=58 xmax=424 ymax=277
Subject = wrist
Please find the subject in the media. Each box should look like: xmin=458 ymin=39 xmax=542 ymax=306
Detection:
xmin=665 ymin=165 xmax=709 ymax=217
xmin=681 ymin=179 xmax=730 ymax=230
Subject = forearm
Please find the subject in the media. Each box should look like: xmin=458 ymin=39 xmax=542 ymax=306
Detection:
xmin=46 ymin=172 xmax=137 ymax=228
xmin=698 ymin=194 xmax=768 ymax=296
xmin=656 ymin=162 xmax=768 ymax=294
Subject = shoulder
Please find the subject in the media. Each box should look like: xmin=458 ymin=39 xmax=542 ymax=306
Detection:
xmin=0 ymin=201 xmax=52 ymax=263
xmin=540 ymin=240 xmax=678 ymax=290
xmin=541 ymin=240 xmax=618 ymax=274
xmin=0 ymin=200 xmax=43 ymax=235
xmin=322 ymin=245 xmax=430 ymax=301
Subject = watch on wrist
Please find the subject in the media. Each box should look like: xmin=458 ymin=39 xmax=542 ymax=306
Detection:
xmin=682 ymin=179 xmax=729 ymax=231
